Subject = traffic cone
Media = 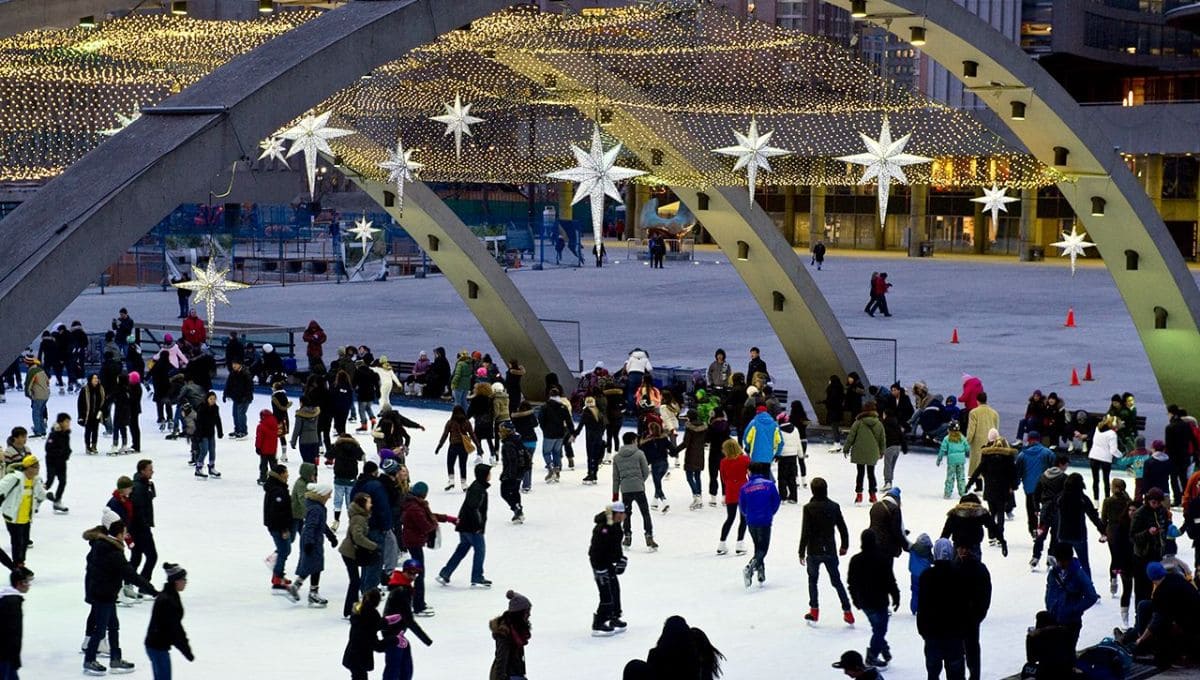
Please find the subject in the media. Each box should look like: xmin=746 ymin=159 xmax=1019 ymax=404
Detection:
xmin=1064 ymin=308 xmax=1076 ymax=328
xmin=951 ymin=328 xmax=959 ymax=344
xmin=1070 ymin=368 xmax=1081 ymax=386
xmin=1083 ymin=363 xmax=1094 ymax=381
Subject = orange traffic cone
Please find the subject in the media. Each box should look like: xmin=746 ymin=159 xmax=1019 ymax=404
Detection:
xmin=1070 ymin=368 xmax=1081 ymax=386
xmin=1083 ymin=363 xmax=1094 ymax=381
xmin=951 ymin=328 xmax=960 ymax=344
xmin=1064 ymin=308 xmax=1076 ymax=328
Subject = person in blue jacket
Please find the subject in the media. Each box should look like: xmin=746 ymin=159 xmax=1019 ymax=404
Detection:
xmin=742 ymin=406 xmax=782 ymax=469
xmin=1044 ymin=542 xmax=1099 ymax=652
xmin=1015 ymin=432 xmax=1057 ymax=537
xmin=738 ymin=462 xmax=781 ymax=588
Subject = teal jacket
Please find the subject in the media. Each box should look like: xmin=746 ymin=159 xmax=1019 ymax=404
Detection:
xmin=937 ymin=434 xmax=970 ymax=467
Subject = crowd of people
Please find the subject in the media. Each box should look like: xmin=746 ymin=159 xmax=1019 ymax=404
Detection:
xmin=0 ymin=307 xmax=1198 ymax=680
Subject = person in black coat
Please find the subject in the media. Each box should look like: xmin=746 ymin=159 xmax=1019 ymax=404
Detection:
xmin=847 ymin=530 xmax=899 ymax=667
xmin=590 ymin=503 xmax=628 ymax=635
xmin=967 ymin=440 xmax=1018 ymax=547
xmin=0 ymin=567 xmax=32 ymax=678
xmin=917 ymin=538 xmax=965 ymax=679
xmin=498 ymin=424 xmax=527 ymax=523
xmin=129 ymin=459 xmax=158 ymax=593
xmin=382 ymin=561 xmax=433 ymax=677
xmin=222 ymin=361 xmax=254 ymax=439
xmin=941 ymin=493 xmax=1005 ymax=559
xmin=353 ymin=362 xmax=379 ymax=431
xmin=342 ymin=588 xmax=390 ymax=680
xmin=43 ymin=412 xmax=72 ymax=509
xmin=82 ymin=521 xmax=158 ymax=674
xmin=798 ymin=477 xmax=852 ymax=620
xmin=1130 ymin=566 xmax=1200 ymax=667
xmin=822 ymin=376 xmax=845 ymax=440
xmin=1055 ymin=473 xmax=1105 ymax=578
xmin=436 ymin=464 xmax=491 ymax=587
xmin=263 ymin=464 xmax=294 ymax=591
xmin=955 ymin=544 xmax=993 ymax=680
xmin=145 ymin=563 xmax=193 ymax=678
xmin=424 ymin=347 xmax=451 ymax=400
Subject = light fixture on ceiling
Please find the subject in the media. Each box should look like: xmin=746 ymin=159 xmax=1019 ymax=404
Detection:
xmin=258 ymin=0 xmax=274 ymax=13
xmin=170 ymin=1 xmax=187 ymax=16
xmin=910 ymin=26 xmax=926 ymax=46
xmin=1010 ymin=101 xmax=1027 ymax=120
xmin=79 ymin=15 xmax=96 ymax=28
xmin=1090 ymin=196 xmax=1106 ymax=217
xmin=962 ymin=60 xmax=978 ymax=78
xmin=851 ymin=0 xmax=867 ymax=19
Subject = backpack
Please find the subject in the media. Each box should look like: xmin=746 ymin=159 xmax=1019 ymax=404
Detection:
xmin=1075 ymin=639 xmax=1132 ymax=680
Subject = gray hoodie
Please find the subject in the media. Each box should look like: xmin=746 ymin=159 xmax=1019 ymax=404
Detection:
xmin=612 ymin=444 xmax=650 ymax=496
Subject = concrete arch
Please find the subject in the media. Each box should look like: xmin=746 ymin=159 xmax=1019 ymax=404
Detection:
xmin=0 ymin=0 xmax=578 ymax=401
xmin=824 ymin=0 xmax=1200 ymax=409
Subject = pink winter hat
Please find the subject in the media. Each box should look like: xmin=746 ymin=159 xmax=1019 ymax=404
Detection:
xmin=128 ymin=372 xmax=140 ymax=385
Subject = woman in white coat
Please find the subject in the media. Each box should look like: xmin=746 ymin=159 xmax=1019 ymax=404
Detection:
xmin=371 ymin=357 xmax=404 ymax=410
xmin=1088 ymin=417 xmax=1121 ymax=502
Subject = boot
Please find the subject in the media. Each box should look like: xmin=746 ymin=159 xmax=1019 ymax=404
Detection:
xmin=609 ymin=617 xmax=627 ymax=632
xmin=716 ymin=541 xmax=728 ymax=556
xmin=855 ymin=493 xmax=863 ymax=504
xmin=869 ymin=492 xmax=877 ymax=503
xmin=708 ymin=495 xmax=718 ymax=507
xmin=591 ymin=615 xmax=615 ymax=637
xmin=735 ymin=540 xmax=746 ymax=556
xmin=843 ymin=610 xmax=855 ymax=625
xmin=689 ymin=495 xmax=702 ymax=510
xmin=622 ymin=533 xmax=632 ymax=548
xmin=53 ymin=501 xmax=69 ymax=514
xmin=307 ymin=587 xmax=328 ymax=608
xmin=460 ymin=477 xmax=468 ymax=491
xmin=355 ymin=424 xmax=368 ymax=432
xmin=445 ymin=477 xmax=456 ymax=492
xmin=108 ymin=658 xmax=135 ymax=673
xmin=285 ymin=580 xmax=303 ymax=602
xmin=208 ymin=465 xmax=221 ymax=479
xmin=742 ymin=563 xmax=754 ymax=588
xmin=645 ymin=533 xmax=658 ymax=551
xmin=804 ymin=608 xmax=819 ymax=622
xmin=271 ymin=575 xmax=291 ymax=594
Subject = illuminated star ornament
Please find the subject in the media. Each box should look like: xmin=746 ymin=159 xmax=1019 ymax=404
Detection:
xmin=348 ymin=214 xmax=378 ymax=253
xmin=257 ymin=136 xmax=289 ymax=168
xmin=171 ymin=259 xmax=249 ymax=339
xmin=712 ymin=118 xmax=790 ymax=206
xmin=281 ymin=111 xmax=353 ymax=199
xmin=837 ymin=117 xmax=932 ymax=230
xmin=101 ymin=111 xmax=141 ymax=137
xmin=378 ymin=139 xmax=424 ymax=213
xmin=1051 ymin=225 xmax=1096 ymax=276
xmin=971 ymin=184 xmax=1019 ymax=232
xmin=546 ymin=124 xmax=646 ymax=245
xmin=430 ymin=93 xmax=485 ymax=161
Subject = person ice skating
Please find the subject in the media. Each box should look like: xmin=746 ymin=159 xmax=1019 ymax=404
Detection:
xmin=613 ymin=432 xmax=656 ymax=551
xmin=1088 ymin=417 xmax=1121 ymax=501
xmin=844 ymin=401 xmax=884 ymax=504
xmin=936 ymin=421 xmax=970 ymax=499
xmin=847 ymin=529 xmax=900 ymax=669
xmin=302 ymin=320 xmax=326 ymax=375
xmin=126 ymin=372 xmax=143 ymax=452
xmin=436 ymin=463 xmax=492 ymax=587
xmin=291 ymin=400 xmax=322 ymax=465
xmin=741 ymin=404 xmax=781 ymax=471
xmin=739 ymin=462 xmax=781 ymax=588
xmin=331 ymin=432 xmax=366 ymax=530
xmin=497 ymin=422 xmax=527 ymax=523
xmin=193 ymin=392 xmax=223 ymax=478
xmin=775 ymin=411 xmax=804 ymax=503
xmin=255 ymin=409 xmax=280 ymax=485
xmin=578 ymin=397 xmax=607 ymax=484
xmin=907 ymin=533 xmax=933 ymax=616
xmin=129 ymin=459 xmax=158 ymax=597
xmin=1055 ymin=473 xmax=1106 ymax=577
xmin=351 ymin=462 xmax=394 ymax=590
xmin=956 ymin=543 xmax=993 ymax=680
xmin=940 ymin=493 xmax=1005 ymax=561
xmin=1130 ymin=487 xmax=1170 ymax=604
xmin=144 ymin=562 xmax=194 ymax=680
xmin=622 ymin=616 xmax=724 ymax=680
xmin=641 ymin=421 xmax=671 ymax=512
xmin=1100 ymin=477 xmax=1134 ymax=622
xmin=917 ymin=538 xmax=965 ymax=680
xmin=489 ymin=590 xmax=532 ymax=680
xmin=353 ymin=357 xmax=380 ymax=432
xmin=434 ymin=406 xmax=475 ymax=492
xmin=537 ymin=387 xmax=573 ymax=483
xmin=966 ymin=431 xmax=1016 ymax=550
xmin=43 ymin=413 xmax=71 ymax=513
xmin=109 ymin=373 xmax=133 ymax=453
xmin=1030 ymin=455 xmax=1071 ymax=568
xmin=1044 ymin=542 xmax=1099 ymax=651
xmin=0 ymin=566 xmax=31 ymax=680
xmin=964 ymin=392 xmax=999 ymax=476
xmin=400 ymin=482 xmax=455 ymax=617
xmin=22 ymin=357 xmax=48 ymax=438
xmin=676 ymin=410 xmax=708 ymax=510
xmin=343 ymin=588 xmax=389 ymax=680
xmin=590 ymin=502 xmax=629 ymax=636
xmin=339 ymin=493 xmax=381 ymax=618
xmin=869 ymin=487 xmax=910 ymax=568
xmin=3 ymin=428 xmax=31 ymax=474
xmin=831 ymin=650 xmax=883 ymax=679
xmin=880 ymin=408 xmax=906 ymax=492
xmin=0 ymin=456 xmax=44 ymax=570
xmin=263 ymin=463 xmax=295 ymax=595
xmin=381 ymin=561 xmax=434 ymax=680
xmin=1015 ymin=432 xmax=1056 ymax=536
xmin=287 ymin=482 xmax=339 ymax=607
xmin=798 ymin=477 xmax=853 ymax=624
xmin=82 ymin=519 xmax=158 ymax=675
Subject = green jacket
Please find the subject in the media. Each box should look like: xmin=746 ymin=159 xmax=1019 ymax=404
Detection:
xmin=291 ymin=462 xmax=317 ymax=520
xmin=450 ymin=359 xmax=472 ymax=391
xmin=937 ymin=433 xmax=970 ymax=467
xmin=844 ymin=412 xmax=885 ymax=465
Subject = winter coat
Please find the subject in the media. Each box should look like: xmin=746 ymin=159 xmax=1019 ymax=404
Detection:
xmin=500 ymin=436 xmax=530 ymax=483
xmin=492 ymin=391 xmax=511 ymax=424
xmin=1148 ymin=572 xmax=1200 ymax=638
xmin=676 ymin=421 xmax=708 ymax=472
xmin=1100 ymin=489 xmax=1132 ymax=546
xmin=455 ymin=466 xmax=490 ymax=534
xmin=624 ymin=350 xmax=652 ymax=375
xmin=1015 ymin=444 xmax=1056 ymax=494
xmin=719 ymin=454 xmax=750 ymax=505
xmin=940 ymin=501 xmax=1000 ymax=549
xmin=0 ymin=471 xmax=45 ymax=523
xmin=130 ymin=473 xmax=155 ymax=531
xmin=45 ymin=423 xmax=72 ymax=464
xmin=916 ymin=560 xmax=963 ymax=638
xmin=823 ymin=380 xmax=845 ymax=424
xmin=707 ymin=417 xmax=731 ymax=457
xmin=181 ymin=316 xmax=206 ymax=347
xmin=194 ymin=402 xmax=223 ymax=439
xmin=109 ymin=386 xmax=132 ymax=428
xmin=843 ymin=376 xmax=865 ymax=417
xmin=798 ymin=494 xmax=849 ymax=558
xmin=255 ymin=411 xmax=279 ymax=457
xmin=383 ymin=575 xmax=432 ymax=646
xmin=1165 ymin=418 xmax=1195 ymax=462
xmin=77 ymin=383 xmax=106 ymax=423
xmin=297 ymin=495 xmax=335 ymax=576
xmin=23 ymin=365 xmax=49 ymax=402
xmin=1089 ymin=427 xmax=1121 ymax=464
xmin=848 ymin=532 xmax=900 ymax=612
xmin=965 ymin=404 xmax=1000 ymax=473
xmin=468 ymin=386 xmax=494 ymax=426
xmin=589 ymin=509 xmax=625 ymax=570
xmin=400 ymin=496 xmax=447 ymax=550
xmin=144 ymin=587 xmax=193 ymax=660
xmin=290 ymin=406 xmax=321 ymax=448
xmin=351 ymin=473 xmax=393 ymax=532
xmin=868 ymin=496 xmax=909 ymax=557
xmin=488 ymin=616 xmax=528 ymax=680
xmin=106 ymin=491 xmax=133 ymax=528
xmin=612 ymin=444 xmax=650 ymax=496
xmin=1057 ymin=490 xmax=1103 ymax=544
xmin=353 ymin=364 xmax=379 ymax=403
xmin=338 ymin=502 xmax=380 ymax=562
xmin=511 ymin=406 xmax=538 ymax=445
xmin=450 ymin=359 xmax=473 ymax=391
xmin=1142 ymin=452 xmax=1172 ymax=496
xmin=1045 ymin=558 xmax=1099 ymax=626
xmin=262 ymin=472 xmax=292 ymax=532
xmin=223 ymin=367 xmax=253 ymax=404
xmin=342 ymin=605 xmax=387 ymax=673
xmin=844 ymin=411 xmax=885 ymax=466
xmin=640 ymin=435 xmax=670 ymax=465
xmin=1034 ymin=467 xmax=1068 ymax=528
xmin=706 ymin=360 xmax=730 ymax=388
xmin=537 ymin=398 xmax=573 ymax=440
xmin=83 ymin=526 xmax=155 ymax=604
xmin=738 ymin=474 xmax=781 ymax=527
xmin=778 ymin=423 xmax=803 ymax=458
xmin=0 ymin=586 xmax=23 ymax=669
xmin=1131 ymin=503 xmax=1169 ymax=560
xmin=302 ymin=322 xmax=326 ymax=359
xmin=968 ymin=441 xmax=1018 ymax=507
xmin=435 ymin=417 xmax=475 ymax=452
xmin=331 ymin=435 xmax=364 ymax=484
xmin=936 ymin=433 xmax=970 ymax=467
xmin=291 ymin=463 xmax=317 ymax=520
xmin=882 ymin=416 xmax=906 ymax=451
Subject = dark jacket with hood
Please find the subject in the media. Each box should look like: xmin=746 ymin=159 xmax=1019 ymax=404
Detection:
xmin=868 ymin=494 xmax=909 ymax=557
xmin=589 ymin=508 xmax=625 ymax=571
xmin=940 ymin=497 xmax=1001 ymax=549
xmin=847 ymin=530 xmax=900 ymax=612
xmin=798 ymin=485 xmax=849 ymax=558
xmin=130 ymin=471 xmax=155 ymax=531
xmin=331 ymin=435 xmax=365 ymax=484
xmin=263 ymin=470 xmax=293 ymax=532
xmin=455 ymin=464 xmax=491 ymax=534
xmin=676 ymin=420 xmax=708 ymax=472
xmin=917 ymin=557 xmax=963 ymax=638
xmin=145 ymin=586 xmax=193 ymax=660
xmin=83 ymin=526 xmax=156 ymax=604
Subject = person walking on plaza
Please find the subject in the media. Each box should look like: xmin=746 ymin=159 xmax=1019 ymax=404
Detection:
xmin=844 ymin=401 xmax=884 ymax=504
xmin=43 ymin=412 xmax=72 ymax=513
xmin=965 ymin=392 xmax=999 ymax=476
xmin=798 ymin=477 xmax=853 ymax=625
xmin=23 ymin=358 xmax=48 ymax=438
xmin=613 ymin=432 xmax=656 ymax=551
xmin=81 ymin=519 xmax=158 ymax=675
xmin=0 ymin=456 xmax=44 ymax=571
xmin=917 ymin=538 xmax=965 ymax=680
xmin=144 ymin=563 xmax=194 ymax=680
xmin=739 ymin=462 xmax=781 ymax=588
xmin=937 ymin=421 xmax=970 ymax=499
xmin=436 ymin=463 xmax=492 ymax=588
xmin=847 ymin=529 xmax=900 ymax=669
xmin=589 ymin=502 xmax=628 ymax=636
xmin=810 ymin=240 xmax=826 ymax=270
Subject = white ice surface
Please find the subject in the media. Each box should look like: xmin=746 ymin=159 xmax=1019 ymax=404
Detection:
xmin=7 ymin=393 xmax=1185 ymax=680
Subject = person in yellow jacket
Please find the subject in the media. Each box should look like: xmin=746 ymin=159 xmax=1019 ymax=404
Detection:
xmin=0 ymin=455 xmax=46 ymax=569
xmin=965 ymin=392 xmax=1000 ymax=476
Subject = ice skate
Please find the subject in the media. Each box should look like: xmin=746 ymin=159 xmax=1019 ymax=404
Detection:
xmin=735 ymin=541 xmax=746 ymax=556
xmin=622 ymin=533 xmax=632 ymax=548
xmin=804 ymin=608 xmax=819 ymax=623
xmin=801 ymin=477 xmax=808 ymax=488
xmin=460 ymin=478 xmax=468 ymax=491
xmin=330 ymin=519 xmax=340 ymax=533
xmin=644 ymin=534 xmax=658 ymax=552
xmin=307 ymin=589 xmax=328 ymax=608
xmin=414 ymin=608 xmax=435 ymax=618
xmin=826 ymin=443 xmax=842 ymax=454
xmin=716 ymin=541 xmax=728 ymax=556
xmin=553 ymin=469 xmax=561 ymax=483
xmin=544 ymin=470 xmax=555 ymax=483
xmin=843 ymin=610 xmax=855 ymax=625
xmin=107 ymin=658 xmax=135 ymax=674
xmin=855 ymin=493 xmax=863 ymax=504
xmin=285 ymin=581 xmax=302 ymax=602
xmin=122 ymin=585 xmax=144 ymax=602
xmin=742 ymin=563 xmax=753 ymax=588
xmin=207 ymin=465 xmax=221 ymax=479
xmin=435 ymin=574 xmax=449 ymax=586
xmin=271 ymin=575 xmax=292 ymax=595
xmin=609 ymin=617 xmax=627 ymax=633
xmin=689 ymin=496 xmax=702 ymax=510
xmin=82 ymin=660 xmax=108 ymax=675
xmin=444 ymin=478 xmax=455 ymax=492
xmin=708 ymin=496 xmax=718 ymax=507
xmin=567 ymin=458 xmax=575 ymax=470
xmin=651 ymin=500 xmax=659 ymax=511
xmin=865 ymin=654 xmax=886 ymax=669
xmin=1121 ymin=607 xmax=1129 ymax=628
xmin=869 ymin=493 xmax=877 ymax=503
xmin=470 ymin=579 xmax=493 ymax=588
xmin=80 ymin=637 xmax=110 ymax=657
xmin=1110 ymin=575 xmax=1118 ymax=597
xmin=659 ymin=501 xmax=670 ymax=514
xmin=194 ymin=466 xmax=208 ymax=480
xmin=591 ymin=617 xmax=615 ymax=637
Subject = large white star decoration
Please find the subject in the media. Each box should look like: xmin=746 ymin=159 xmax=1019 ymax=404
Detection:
xmin=281 ymin=111 xmax=353 ymax=199
xmin=348 ymin=215 xmax=378 ymax=252
xmin=378 ymin=140 xmax=424 ymax=214
xmin=101 ymin=111 xmax=141 ymax=136
xmin=1051 ymin=225 xmax=1096 ymax=276
xmin=171 ymin=260 xmax=249 ymax=339
xmin=546 ymin=124 xmax=646 ymax=245
xmin=971 ymin=184 xmax=1019 ymax=233
xmin=430 ymin=93 xmax=485 ymax=162
xmin=257 ymin=136 xmax=289 ymax=168
xmin=712 ymin=118 xmax=791 ymax=206
xmin=837 ymin=117 xmax=932 ymax=230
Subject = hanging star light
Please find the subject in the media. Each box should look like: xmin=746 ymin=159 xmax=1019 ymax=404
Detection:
xmin=429 ymin=93 xmax=485 ymax=162
xmin=970 ymin=184 xmax=1020 ymax=233
xmin=546 ymin=124 xmax=646 ymax=245
xmin=837 ymin=117 xmax=932 ymax=230
xmin=1051 ymin=225 xmax=1096 ymax=276
xmin=171 ymin=259 xmax=249 ymax=339
xmin=281 ymin=111 xmax=353 ymax=198
xmin=348 ymin=214 xmax=378 ymax=253
xmin=378 ymin=139 xmax=424 ymax=213
xmin=100 ymin=111 xmax=141 ymax=136
xmin=711 ymin=118 xmax=790 ymax=206
xmin=257 ymin=136 xmax=289 ymax=167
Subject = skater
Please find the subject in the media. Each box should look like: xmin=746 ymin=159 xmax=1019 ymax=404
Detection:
xmin=1044 ymin=543 xmax=1100 ymax=651
xmin=1088 ymin=417 xmax=1120 ymax=501
xmin=537 ymin=387 xmax=573 ymax=483
xmin=847 ymin=529 xmax=900 ymax=669
xmin=577 ymin=397 xmax=606 ymax=484
xmin=716 ymin=439 xmax=750 ymax=556
xmin=844 ymin=401 xmax=884 ymax=504
xmin=339 ymin=493 xmax=381 ymax=618
xmin=144 ymin=563 xmax=194 ymax=680
xmin=1100 ymin=477 xmax=1134 ymax=624
xmin=433 ymin=406 xmax=475 ymax=491
xmin=193 ymin=392 xmax=223 ymax=479
xmin=908 ymin=533 xmax=933 ymax=616
xmin=822 ymin=375 xmax=845 ymax=449
xmin=776 ymin=412 xmax=803 ymax=503
xmin=1130 ymin=488 xmax=1170 ymax=604
xmin=489 ymin=590 xmax=532 ymax=680
xmin=705 ymin=408 xmax=731 ymax=506
xmin=381 ymin=560 xmax=434 ymax=680
xmin=351 ymin=462 xmax=394 ymax=589
xmin=810 ymin=240 xmax=826 ymax=270
xmin=3 ymin=428 xmax=31 ymax=473
xmin=936 ymin=421 xmax=969 ymax=499
xmin=742 ymin=405 xmax=781 ymax=471
xmin=917 ymin=538 xmax=965 ymax=680
xmin=590 ymin=502 xmax=629 ymax=636
xmin=0 ymin=456 xmax=44 ymax=569
xmin=613 ymin=432 xmax=655 ymax=551
xmin=331 ymin=432 xmax=366 ymax=529
xmin=255 ymin=409 xmax=281 ymax=484
xmin=967 ymin=431 xmax=1017 ymax=551
xmin=964 ymin=392 xmax=999 ymax=476
xmin=43 ymin=413 xmax=71 ymax=512
xmin=263 ymin=463 xmax=295 ymax=595
xmin=677 ymin=410 xmax=708 ymax=509
xmin=0 ymin=566 xmax=31 ymax=679
xmin=23 ymin=357 xmax=49 ymax=438
xmin=497 ymin=422 xmax=527 ymax=523
xmin=1015 ymin=432 xmax=1056 ymax=536
xmin=706 ymin=349 xmax=731 ymax=390
xmin=869 ymin=487 xmax=910 ymax=566
xmin=108 ymin=374 xmax=132 ymax=453
xmin=940 ymin=493 xmax=1004 ymax=561
xmin=956 ymin=544 xmax=993 ymax=680
xmin=291 ymin=400 xmax=322 ymax=465
xmin=81 ymin=520 xmax=157 ymax=675
xmin=342 ymin=588 xmax=388 ymax=680
xmin=798 ymin=477 xmax=853 ymax=624
xmin=353 ymin=357 xmax=379 ymax=432
xmin=641 ymin=421 xmax=671 ymax=512
xmin=739 ymin=462 xmax=781 ymax=587
xmin=129 ymin=459 xmax=158 ymax=596
xmin=1055 ymin=473 xmax=1105 ymax=577
xmin=302 ymin=320 xmax=326 ymax=375
xmin=126 ymin=372 xmax=143 ymax=452
xmin=1030 ymin=455 xmax=1070 ymax=569
xmin=880 ymin=408 xmax=906 ymax=491
xmin=223 ymin=360 xmax=253 ymax=439
xmin=287 ymin=482 xmax=338 ymax=607
xmin=436 ymin=463 xmax=492 ymax=587
xmin=467 ymin=382 xmax=495 ymax=460
xmin=399 ymin=482 xmax=455 ymax=617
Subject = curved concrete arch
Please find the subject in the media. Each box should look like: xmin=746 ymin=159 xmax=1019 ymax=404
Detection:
xmin=492 ymin=51 xmax=867 ymax=420
xmin=823 ymin=0 xmax=1200 ymax=409
xmin=0 ymin=0 xmax=587 ymax=398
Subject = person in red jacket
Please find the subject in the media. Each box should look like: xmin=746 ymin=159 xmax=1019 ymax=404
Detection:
xmin=302 ymin=320 xmax=327 ymax=375
xmin=255 ymin=410 xmax=279 ymax=485
xmin=180 ymin=309 xmax=206 ymax=349
xmin=717 ymin=439 xmax=751 ymax=556
xmin=399 ymin=482 xmax=456 ymax=617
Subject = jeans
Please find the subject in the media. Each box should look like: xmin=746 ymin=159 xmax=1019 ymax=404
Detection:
xmin=129 ymin=527 xmax=157 ymax=589
xmin=195 ymin=436 xmax=216 ymax=467
xmin=452 ymin=388 xmax=468 ymax=412
xmin=626 ymin=371 xmax=643 ymax=411
xmin=357 ymin=400 xmax=375 ymax=423
xmin=719 ymin=503 xmax=746 ymax=542
xmin=440 ymin=532 xmax=486 ymax=583
xmin=621 ymin=491 xmax=653 ymax=537
xmin=383 ymin=644 xmax=414 ymax=680
xmin=855 ymin=463 xmax=877 ymax=494
xmin=1063 ymin=538 xmax=1091 ymax=578
xmin=29 ymin=399 xmax=47 ymax=436
xmin=146 ymin=646 xmax=172 ymax=680
xmin=883 ymin=445 xmax=902 ymax=484
xmin=747 ymin=525 xmax=771 ymax=578
xmin=649 ymin=460 xmax=668 ymax=501
xmin=685 ymin=470 xmax=702 ymax=496
xmin=542 ymin=437 xmax=564 ymax=471
xmin=232 ymin=400 xmax=249 ymax=435
xmin=84 ymin=602 xmax=121 ymax=663
xmin=594 ymin=567 xmax=622 ymax=621
xmin=923 ymin=636 xmax=966 ymax=680
xmin=806 ymin=554 xmax=851 ymax=610
xmin=521 ymin=443 xmax=536 ymax=490
xmin=381 ymin=532 xmax=399 ymax=576
xmin=408 ymin=544 xmax=427 ymax=612
xmin=863 ymin=607 xmax=890 ymax=660
xmin=585 ymin=431 xmax=604 ymax=479
xmin=333 ymin=482 xmax=354 ymax=513
xmin=270 ymin=529 xmax=292 ymax=578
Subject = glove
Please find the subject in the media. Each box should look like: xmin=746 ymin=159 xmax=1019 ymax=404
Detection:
xmin=303 ymin=543 xmax=315 ymax=556
xmin=446 ymin=516 xmax=458 ymax=525
xmin=328 ymin=535 xmax=337 ymax=547
xmin=184 ymin=652 xmax=195 ymax=662
xmin=1001 ymin=541 xmax=1009 ymax=558
xmin=798 ymin=556 xmax=806 ymax=566
xmin=615 ymin=557 xmax=628 ymax=575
